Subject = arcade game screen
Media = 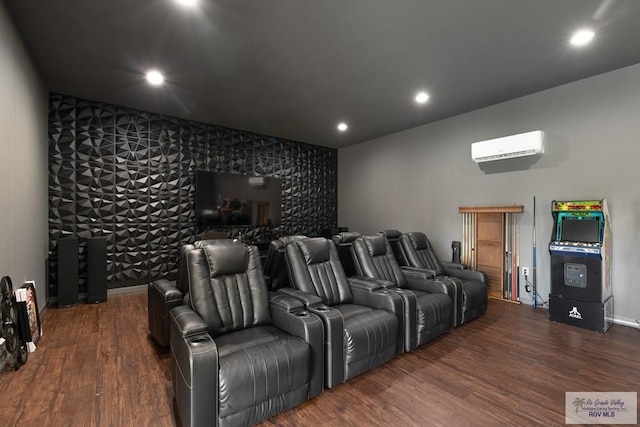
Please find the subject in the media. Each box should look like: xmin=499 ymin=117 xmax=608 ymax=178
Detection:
xmin=560 ymin=218 xmax=600 ymax=243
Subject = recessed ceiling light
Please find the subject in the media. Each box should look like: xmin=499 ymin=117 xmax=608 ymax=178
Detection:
xmin=175 ymin=0 xmax=198 ymax=6
xmin=415 ymin=91 xmax=430 ymax=104
xmin=146 ymin=70 xmax=164 ymax=86
xmin=337 ymin=123 xmax=348 ymax=132
xmin=570 ymin=29 xmax=595 ymax=46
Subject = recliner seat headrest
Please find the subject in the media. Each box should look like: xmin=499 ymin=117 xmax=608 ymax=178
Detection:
xmin=277 ymin=235 xmax=307 ymax=248
xmin=381 ymin=229 xmax=402 ymax=240
xmin=194 ymin=238 xmax=227 ymax=249
xmin=204 ymin=241 xmax=249 ymax=277
xmin=363 ymin=235 xmax=388 ymax=256
xmin=332 ymin=231 xmax=361 ymax=245
xmin=298 ymin=238 xmax=331 ymax=264
xmin=409 ymin=232 xmax=429 ymax=250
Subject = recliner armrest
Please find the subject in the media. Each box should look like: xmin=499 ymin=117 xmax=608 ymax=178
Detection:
xmin=401 ymin=267 xmax=449 ymax=295
xmin=440 ymin=261 xmax=466 ymax=270
xmin=443 ymin=266 xmax=487 ymax=283
xmin=270 ymin=301 xmax=324 ymax=398
xmin=400 ymin=266 xmax=436 ymax=280
xmin=305 ymin=304 xmax=344 ymax=389
xmin=148 ymin=279 xmax=184 ymax=347
xmin=170 ymin=305 xmax=208 ymax=338
xmin=269 ymin=291 xmax=306 ymax=313
xmin=150 ymin=278 xmax=182 ymax=301
xmin=348 ymin=277 xmax=382 ymax=291
xmin=351 ymin=287 xmax=404 ymax=355
xmin=277 ymin=287 xmax=324 ymax=308
xmin=351 ymin=287 xmax=402 ymax=315
xmin=385 ymin=288 xmax=418 ymax=351
xmin=170 ymin=306 xmax=218 ymax=427
xmin=348 ymin=276 xmax=395 ymax=290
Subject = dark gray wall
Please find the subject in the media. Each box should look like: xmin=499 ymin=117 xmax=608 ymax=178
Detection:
xmin=0 ymin=6 xmax=48 ymax=372
xmin=48 ymin=94 xmax=337 ymax=299
xmin=339 ymin=63 xmax=640 ymax=326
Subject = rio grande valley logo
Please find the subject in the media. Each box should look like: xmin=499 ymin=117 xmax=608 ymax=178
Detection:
xmin=566 ymin=392 xmax=637 ymax=424
xmin=568 ymin=306 xmax=582 ymax=320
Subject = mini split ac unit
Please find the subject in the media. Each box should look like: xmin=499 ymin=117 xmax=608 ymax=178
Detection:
xmin=471 ymin=130 xmax=545 ymax=163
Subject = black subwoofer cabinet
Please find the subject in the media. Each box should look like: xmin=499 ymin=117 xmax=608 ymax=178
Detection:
xmin=57 ymin=237 xmax=79 ymax=307
xmin=87 ymin=237 xmax=107 ymax=303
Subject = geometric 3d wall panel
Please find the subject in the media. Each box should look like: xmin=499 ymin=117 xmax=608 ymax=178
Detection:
xmin=48 ymin=93 xmax=337 ymax=301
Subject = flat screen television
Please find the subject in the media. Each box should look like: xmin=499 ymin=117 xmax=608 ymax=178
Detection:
xmin=195 ymin=171 xmax=282 ymax=227
xmin=559 ymin=218 xmax=600 ymax=243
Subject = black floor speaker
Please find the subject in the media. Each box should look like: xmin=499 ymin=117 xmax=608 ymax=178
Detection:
xmin=57 ymin=237 xmax=79 ymax=307
xmin=87 ymin=237 xmax=107 ymax=303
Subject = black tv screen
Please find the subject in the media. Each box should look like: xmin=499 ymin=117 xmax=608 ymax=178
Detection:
xmin=560 ymin=218 xmax=600 ymax=243
xmin=196 ymin=171 xmax=282 ymax=227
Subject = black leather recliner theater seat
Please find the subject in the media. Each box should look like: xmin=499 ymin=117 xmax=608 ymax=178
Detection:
xmin=381 ymin=228 xmax=468 ymax=329
xmin=332 ymin=231 xmax=362 ymax=277
xmin=333 ymin=231 xmax=420 ymax=352
xmin=283 ymin=237 xmax=403 ymax=388
xmin=262 ymin=235 xmax=307 ymax=290
xmin=399 ymin=231 xmax=488 ymax=326
xmin=351 ymin=234 xmax=453 ymax=351
xmin=148 ymin=238 xmax=226 ymax=347
xmin=170 ymin=240 xmax=323 ymax=427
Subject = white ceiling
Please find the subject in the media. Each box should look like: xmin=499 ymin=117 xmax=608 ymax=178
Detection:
xmin=5 ymin=0 xmax=640 ymax=148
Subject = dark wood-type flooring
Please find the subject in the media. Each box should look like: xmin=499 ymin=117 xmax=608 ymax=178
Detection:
xmin=1 ymin=291 xmax=638 ymax=426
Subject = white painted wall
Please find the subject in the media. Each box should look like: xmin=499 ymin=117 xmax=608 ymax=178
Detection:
xmin=0 ymin=6 xmax=48 ymax=311
xmin=339 ymin=63 xmax=640 ymax=327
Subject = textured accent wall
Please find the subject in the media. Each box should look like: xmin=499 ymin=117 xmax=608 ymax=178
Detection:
xmin=48 ymin=93 xmax=337 ymax=299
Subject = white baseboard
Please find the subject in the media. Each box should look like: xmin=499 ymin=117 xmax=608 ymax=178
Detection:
xmin=613 ymin=316 xmax=640 ymax=329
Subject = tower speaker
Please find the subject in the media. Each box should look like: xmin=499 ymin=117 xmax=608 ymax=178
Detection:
xmin=87 ymin=237 xmax=107 ymax=303
xmin=57 ymin=237 xmax=78 ymax=307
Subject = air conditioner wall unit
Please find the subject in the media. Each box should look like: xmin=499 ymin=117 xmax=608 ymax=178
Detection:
xmin=471 ymin=130 xmax=545 ymax=163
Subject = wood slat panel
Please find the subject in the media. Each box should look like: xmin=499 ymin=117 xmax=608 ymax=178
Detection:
xmin=478 ymin=265 xmax=502 ymax=299
xmin=2 ymin=291 xmax=639 ymax=426
xmin=479 ymin=262 xmax=502 ymax=298
xmin=476 ymin=241 xmax=502 ymax=266
xmin=476 ymin=212 xmax=503 ymax=240
xmin=475 ymin=212 xmax=505 ymax=300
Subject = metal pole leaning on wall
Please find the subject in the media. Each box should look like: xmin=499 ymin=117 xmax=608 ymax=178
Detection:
xmin=532 ymin=196 xmax=537 ymax=309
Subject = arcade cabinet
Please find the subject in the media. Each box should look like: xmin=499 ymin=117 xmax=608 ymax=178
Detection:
xmin=548 ymin=199 xmax=613 ymax=333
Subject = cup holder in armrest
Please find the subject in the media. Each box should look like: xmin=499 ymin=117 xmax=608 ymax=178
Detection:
xmin=295 ymin=311 xmax=310 ymax=317
xmin=377 ymin=290 xmax=389 ymax=295
xmin=315 ymin=305 xmax=330 ymax=311
xmin=189 ymin=336 xmax=211 ymax=345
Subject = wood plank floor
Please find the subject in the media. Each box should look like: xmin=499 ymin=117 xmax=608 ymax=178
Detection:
xmin=1 ymin=291 xmax=638 ymax=426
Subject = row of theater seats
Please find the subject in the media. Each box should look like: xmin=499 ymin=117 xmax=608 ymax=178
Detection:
xmin=265 ymin=230 xmax=488 ymax=329
xmin=147 ymin=230 xmax=488 ymax=427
